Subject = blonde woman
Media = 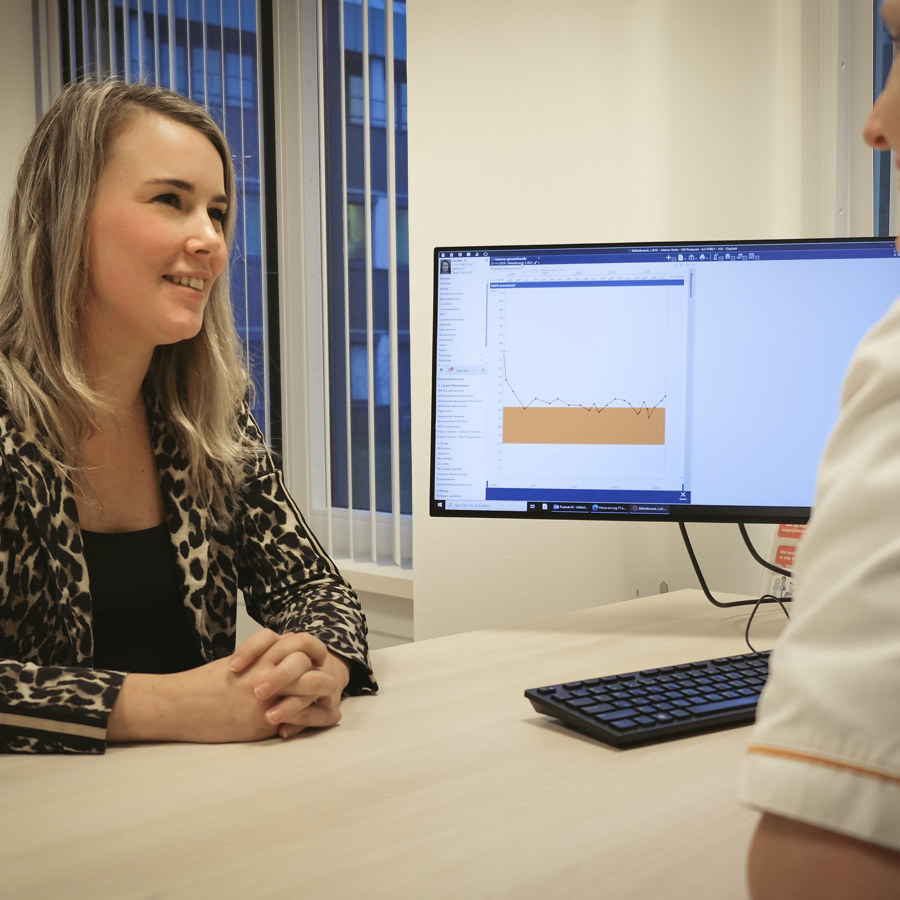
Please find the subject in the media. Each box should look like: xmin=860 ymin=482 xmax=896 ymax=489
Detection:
xmin=0 ymin=79 xmax=375 ymax=754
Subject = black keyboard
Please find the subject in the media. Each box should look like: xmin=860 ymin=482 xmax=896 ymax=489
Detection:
xmin=525 ymin=649 xmax=770 ymax=748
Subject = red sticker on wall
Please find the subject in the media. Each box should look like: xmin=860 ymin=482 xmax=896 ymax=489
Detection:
xmin=775 ymin=544 xmax=797 ymax=568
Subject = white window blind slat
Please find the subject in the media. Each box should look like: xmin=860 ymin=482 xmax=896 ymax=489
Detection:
xmin=315 ymin=0 xmax=337 ymax=555
xmin=384 ymin=2 xmax=402 ymax=566
xmin=89 ymin=0 xmax=99 ymax=75
xmin=339 ymin=0 xmax=354 ymax=558
xmin=121 ymin=0 xmax=131 ymax=80
xmin=184 ymin=0 xmax=192 ymax=97
xmin=151 ymin=0 xmax=160 ymax=84
xmin=137 ymin=0 xmax=145 ymax=79
xmin=167 ymin=0 xmax=176 ymax=91
xmin=200 ymin=0 xmax=209 ymax=105
xmin=107 ymin=0 xmax=117 ymax=74
xmin=361 ymin=0 xmax=378 ymax=561
xmin=237 ymin=1 xmax=250 ymax=379
xmin=79 ymin=0 xmax=89 ymax=74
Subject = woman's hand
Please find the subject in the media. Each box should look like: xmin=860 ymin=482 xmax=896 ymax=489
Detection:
xmin=229 ymin=629 xmax=350 ymax=738
xmin=107 ymin=629 xmax=350 ymax=744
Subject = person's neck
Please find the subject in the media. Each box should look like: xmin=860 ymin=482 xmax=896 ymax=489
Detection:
xmin=84 ymin=347 xmax=153 ymax=420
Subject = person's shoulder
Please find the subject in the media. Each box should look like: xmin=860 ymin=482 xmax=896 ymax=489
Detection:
xmin=0 ymin=394 xmax=55 ymax=472
xmin=0 ymin=395 xmax=21 ymax=442
xmin=0 ymin=398 xmax=38 ymax=492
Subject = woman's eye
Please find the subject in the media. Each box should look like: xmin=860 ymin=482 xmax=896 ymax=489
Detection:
xmin=209 ymin=207 xmax=228 ymax=226
xmin=154 ymin=193 xmax=182 ymax=209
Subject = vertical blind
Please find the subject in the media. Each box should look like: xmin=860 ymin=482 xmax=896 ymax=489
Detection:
xmin=319 ymin=0 xmax=410 ymax=566
xmin=50 ymin=0 xmax=272 ymax=436
xmin=273 ymin=0 xmax=410 ymax=568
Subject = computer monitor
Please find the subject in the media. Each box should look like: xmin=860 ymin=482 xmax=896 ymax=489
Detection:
xmin=430 ymin=237 xmax=900 ymax=525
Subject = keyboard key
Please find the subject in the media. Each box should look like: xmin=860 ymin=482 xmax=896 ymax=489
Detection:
xmin=608 ymin=718 xmax=638 ymax=731
xmin=689 ymin=695 xmax=760 ymax=717
xmin=566 ymin=697 xmax=600 ymax=709
xmin=596 ymin=708 xmax=638 ymax=722
xmin=582 ymin=703 xmax=615 ymax=715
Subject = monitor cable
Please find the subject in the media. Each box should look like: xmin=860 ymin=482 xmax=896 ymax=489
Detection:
xmin=737 ymin=522 xmax=792 ymax=577
xmin=678 ymin=521 xmax=791 ymax=653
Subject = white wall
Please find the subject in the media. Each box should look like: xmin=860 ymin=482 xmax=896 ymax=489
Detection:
xmin=0 ymin=0 xmax=878 ymax=644
xmin=0 ymin=1 xmax=39 ymax=238
xmin=407 ymin=0 xmax=875 ymax=639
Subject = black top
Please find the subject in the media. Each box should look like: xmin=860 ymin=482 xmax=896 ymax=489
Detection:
xmin=83 ymin=524 xmax=204 ymax=674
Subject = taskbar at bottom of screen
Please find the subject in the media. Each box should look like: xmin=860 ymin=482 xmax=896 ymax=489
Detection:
xmin=431 ymin=498 xmax=688 ymax=517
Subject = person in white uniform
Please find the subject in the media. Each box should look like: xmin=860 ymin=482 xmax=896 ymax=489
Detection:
xmin=738 ymin=2 xmax=900 ymax=895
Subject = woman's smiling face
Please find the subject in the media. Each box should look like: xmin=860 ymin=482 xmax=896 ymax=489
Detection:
xmin=84 ymin=110 xmax=229 ymax=363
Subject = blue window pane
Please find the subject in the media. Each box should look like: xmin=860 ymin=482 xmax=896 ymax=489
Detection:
xmin=323 ymin=0 xmax=411 ymax=516
xmin=874 ymin=4 xmax=894 ymax=236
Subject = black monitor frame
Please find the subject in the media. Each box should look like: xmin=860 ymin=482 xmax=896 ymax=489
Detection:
xmin=429 ymin=237 xmax=900 ymax=526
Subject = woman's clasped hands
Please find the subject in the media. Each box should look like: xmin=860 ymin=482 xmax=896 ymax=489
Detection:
xmin=228 ymin=629 xmax=351 ymax=740
xmin=107 ymin=629 xmax=351 ymax=745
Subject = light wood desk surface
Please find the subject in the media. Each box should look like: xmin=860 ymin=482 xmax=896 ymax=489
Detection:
xmin=0 ymin=589 xmax=787 ymax=899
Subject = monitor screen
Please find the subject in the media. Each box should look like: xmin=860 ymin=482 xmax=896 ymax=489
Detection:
xmin=429 ymin=238 xmax=900 ymax=524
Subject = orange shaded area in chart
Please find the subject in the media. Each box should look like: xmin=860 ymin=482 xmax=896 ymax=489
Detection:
xmin=503 ymin=406 xmax=666 ymax=445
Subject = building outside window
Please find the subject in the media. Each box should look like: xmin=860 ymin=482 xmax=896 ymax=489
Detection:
xmin=321 ymin=0 xmax=411 ymax=519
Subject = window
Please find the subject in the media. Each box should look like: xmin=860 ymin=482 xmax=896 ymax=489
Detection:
xmin=322 ymin=0 xmax=411 ymax=520
xmin=272 ymin=0 xmax=411 ymax=568
xmin=45 ymin=0 xmax=412 ymax=568
xmin=49 ymin=0 xmax=273 ymax=437
xmin=874 ymin=0 xmax=895 ymax=235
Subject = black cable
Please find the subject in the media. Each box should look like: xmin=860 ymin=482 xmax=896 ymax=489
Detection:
xmin=738 ymin=522 xmax=792 ymax=577
xmin=744 ymin=594 xmax=791 ymax=653
xmin=678 ymin=522 xmax=792 ymax=651
xmin=679 ymin=522 xmax=780 ymax=608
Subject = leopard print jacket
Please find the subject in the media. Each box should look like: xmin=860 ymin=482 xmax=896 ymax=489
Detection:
xmin=0 ymin=395 xmax=376 ymax=754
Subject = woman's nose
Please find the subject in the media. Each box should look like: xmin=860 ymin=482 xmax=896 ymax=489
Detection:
xmin=187 ymin=214 xmax=224 ymax=255
xmin=864 ymin=105 xmax=891 ymax=151
xmin=866 ymin=66 xmax=899 ymax=152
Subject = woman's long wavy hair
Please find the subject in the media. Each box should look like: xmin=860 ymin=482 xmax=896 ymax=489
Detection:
xmin=0 ymin=78 xmax=255 ymax=520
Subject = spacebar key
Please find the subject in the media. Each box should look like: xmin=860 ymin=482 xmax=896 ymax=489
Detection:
xmin=689 ymin=696 xmax=759 ymax=717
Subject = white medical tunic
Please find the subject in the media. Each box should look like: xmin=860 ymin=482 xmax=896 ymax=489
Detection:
xmin=738 ymin=296 xmax=900 ymax=851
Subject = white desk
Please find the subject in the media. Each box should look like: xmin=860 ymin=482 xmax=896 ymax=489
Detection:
xmin=0 ymin=589 xmax=786 ymax=899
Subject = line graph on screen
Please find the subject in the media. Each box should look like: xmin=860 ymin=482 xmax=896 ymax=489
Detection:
xmin=494 ymin=281 xmax=683 ymax=447
xmin=485 ymin=276 xmax=690 ymax=489
xmin=502 ymin=393 xmax=667 ymax=445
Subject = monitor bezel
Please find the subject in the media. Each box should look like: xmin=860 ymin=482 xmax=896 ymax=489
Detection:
xmin=429 ymin=236 xmax=898 ymax=526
